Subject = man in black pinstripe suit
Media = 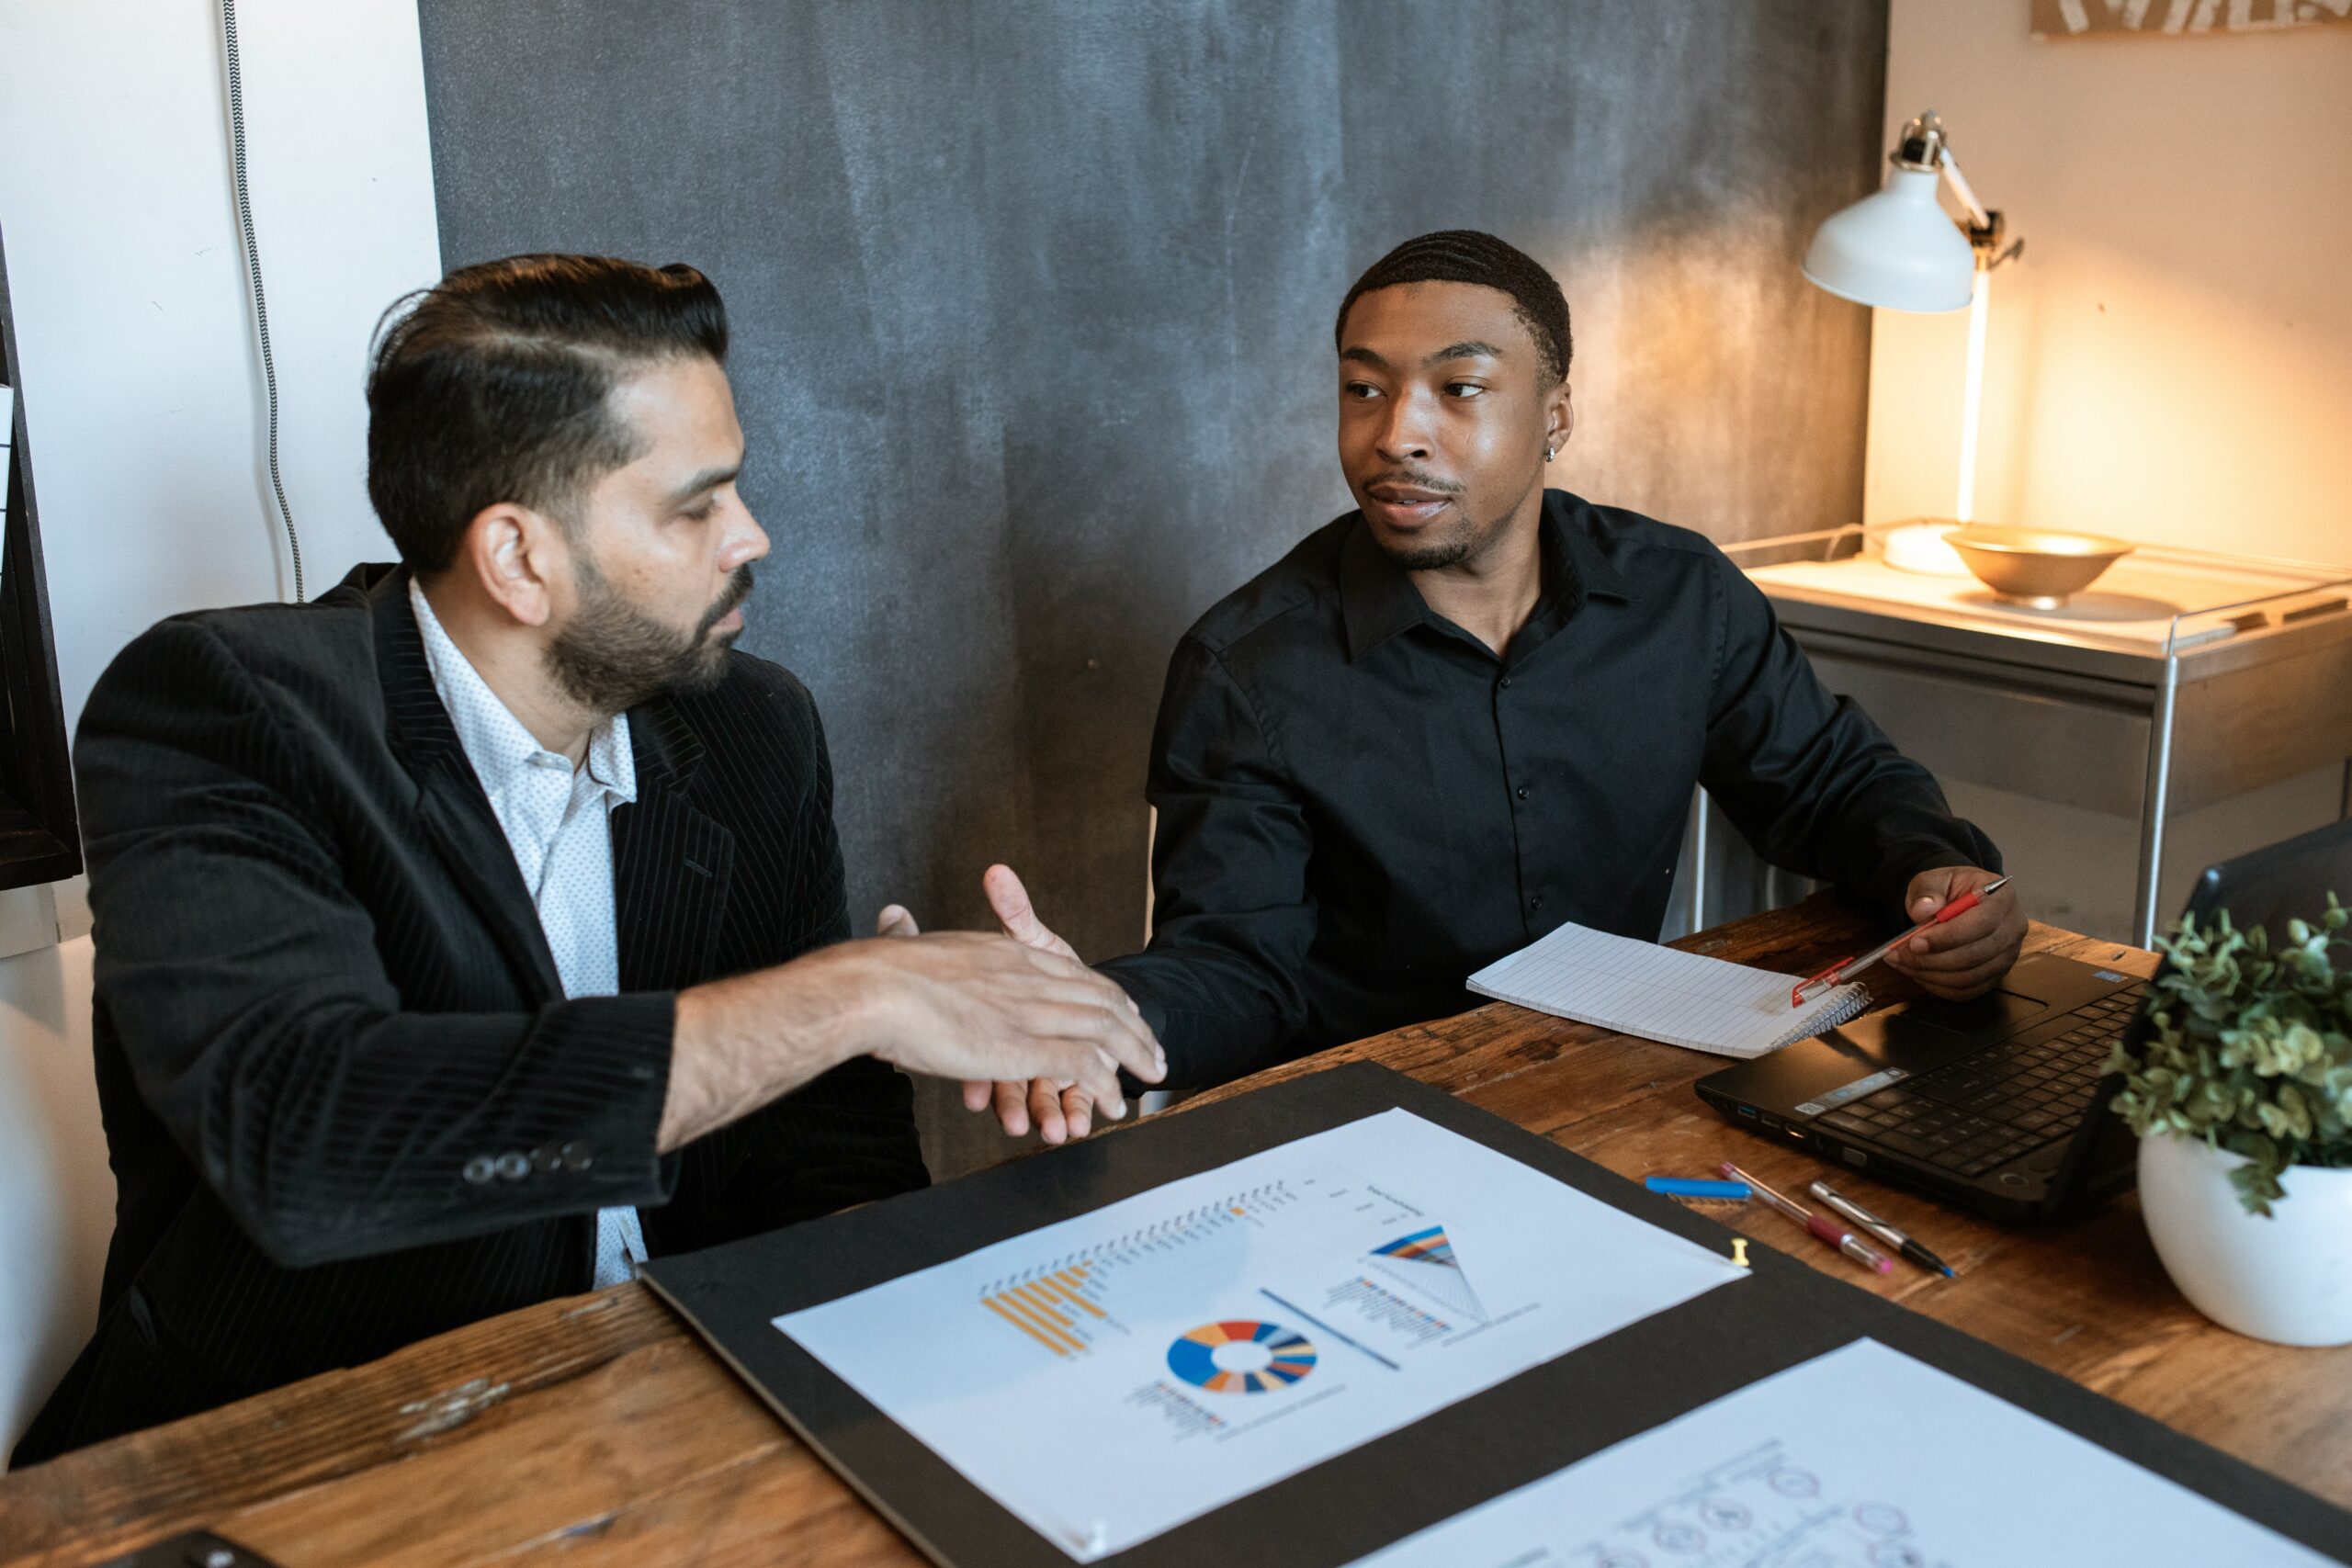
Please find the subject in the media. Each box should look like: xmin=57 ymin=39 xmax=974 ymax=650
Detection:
xmin=12 ymin=255 xmax=1162 ymax=1465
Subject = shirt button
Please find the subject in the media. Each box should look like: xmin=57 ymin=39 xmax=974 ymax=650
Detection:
xmin=1515 ymin=784 xmax=1529 ymax=800
xmin=462 ymin=1154 xmax=497 ymax=1185
xmin=496 ymin=1151 xmax=531 ymax=1181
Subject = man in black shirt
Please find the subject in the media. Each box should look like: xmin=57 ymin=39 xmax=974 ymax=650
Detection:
xmin=967 ymin=230 xmax=2020 ymax=1130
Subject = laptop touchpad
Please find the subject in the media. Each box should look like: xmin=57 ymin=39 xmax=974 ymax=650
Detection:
xmin=1885 ymin=979 xmax=2054 ymax=1046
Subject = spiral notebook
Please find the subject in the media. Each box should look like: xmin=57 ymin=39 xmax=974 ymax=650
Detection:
xmin=1466 ymin=920 xmax=1871 ymax=1058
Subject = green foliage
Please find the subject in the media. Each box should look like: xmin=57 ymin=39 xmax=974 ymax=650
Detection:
xmin=2107 ymin=894 xmax=2352 ymax=1215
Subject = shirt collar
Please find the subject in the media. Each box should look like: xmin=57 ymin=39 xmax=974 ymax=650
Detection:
xmin=1545 ymin=489 xmax=1634 ymax=607
xmin=1339 ymin=519 xmax=1429 ymax=661
xmin=1340 ymin=489 xmax=1632 ymax=662
xmin=408 ymin=580 xmax=638 ymax=808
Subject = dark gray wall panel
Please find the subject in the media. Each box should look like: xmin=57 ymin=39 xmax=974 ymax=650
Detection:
xmin=415 ymin=2 xmax=1886 ymax=1160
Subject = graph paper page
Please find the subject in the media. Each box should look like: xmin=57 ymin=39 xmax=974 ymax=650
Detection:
xmin=775 ymin=1108 xmax=1746 ymax=1561
xmin=1466 ymin=920 xmax=1864 ymax=1057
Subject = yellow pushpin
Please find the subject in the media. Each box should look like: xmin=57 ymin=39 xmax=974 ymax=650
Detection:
xmin=1731 ymin=1237 xmax=1750 ymax=1269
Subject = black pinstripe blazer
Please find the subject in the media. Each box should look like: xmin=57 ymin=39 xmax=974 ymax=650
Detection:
xmin=14 ymin=563 xmax=925 ymax=1466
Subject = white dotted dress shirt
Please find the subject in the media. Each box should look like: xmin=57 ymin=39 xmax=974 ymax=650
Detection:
xmin=410 ymin=581 xmax=648 ymax=1288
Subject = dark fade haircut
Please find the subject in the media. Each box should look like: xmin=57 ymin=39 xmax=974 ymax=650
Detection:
xmin=1333 ymin=230 xmax=1571 ymax=386
xmin=366 ymin=254 xmax=729 ymax=573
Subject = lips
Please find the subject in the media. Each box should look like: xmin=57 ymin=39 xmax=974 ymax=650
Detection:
xmin=1363 ymin=482 xmax=1456 ymax=528
xmin=700 ymin=566 xmax=756 ymax=640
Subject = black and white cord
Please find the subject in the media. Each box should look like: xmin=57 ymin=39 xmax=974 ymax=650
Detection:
xmin=221 ymin=0 xmax=304 ymax=602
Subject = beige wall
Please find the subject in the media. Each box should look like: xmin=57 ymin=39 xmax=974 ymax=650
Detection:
xmin=1864 ymin=2 xmax=2352 ymax=566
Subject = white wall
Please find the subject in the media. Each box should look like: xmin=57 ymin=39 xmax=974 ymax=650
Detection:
xmin=1 ymin=0 xmax=443 ymax=735
xmin=1864 ymin=3 xmax=2352 ymax=565
xmin=0 ymin=0 xmax=440 ymax=1456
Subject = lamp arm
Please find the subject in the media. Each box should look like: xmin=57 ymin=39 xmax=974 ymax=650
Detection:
xmin=1937 ymin=148 xmax=1995 ymax=235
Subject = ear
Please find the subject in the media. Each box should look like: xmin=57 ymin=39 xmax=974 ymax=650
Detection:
xmin=454 ymin=502 xmax=571 ymax=630
xmin=1544 ymin=380 xmax=1574 ymax=460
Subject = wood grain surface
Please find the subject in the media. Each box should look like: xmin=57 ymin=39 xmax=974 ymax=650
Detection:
xmin=6 ymin=897 xmax=2346 ymax=1567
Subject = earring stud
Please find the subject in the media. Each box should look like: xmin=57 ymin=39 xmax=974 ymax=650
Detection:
xmin=1544 ymin=445 xmax=1555 ymax=462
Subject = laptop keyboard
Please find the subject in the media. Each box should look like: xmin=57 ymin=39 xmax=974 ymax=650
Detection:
xmin=1809 ymin=987 xmax=2146 ymax=1179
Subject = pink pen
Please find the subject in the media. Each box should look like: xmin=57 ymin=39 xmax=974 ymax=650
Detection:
xmin=1722 ymin=1161 xmax=1893 ymax=1275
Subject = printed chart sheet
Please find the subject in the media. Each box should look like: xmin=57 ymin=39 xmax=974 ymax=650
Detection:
xmin=1350 ymin=1337 xmax=2331 ymax=1566
xmin=776 ymin=1108 xmax=1746 ymax=1560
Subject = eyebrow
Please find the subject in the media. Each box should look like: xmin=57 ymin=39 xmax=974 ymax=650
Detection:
xmin=667 ymin=463 xmax=740 ymax=507
xmin=1426 ymin=340 xmax=1506 ymax=365
xmin=1338 ymin=341 xmax=1509 ymax=371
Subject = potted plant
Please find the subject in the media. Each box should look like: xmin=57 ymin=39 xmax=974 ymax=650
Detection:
xmin=2106 ymin=895 xmax=2352 ymax=1346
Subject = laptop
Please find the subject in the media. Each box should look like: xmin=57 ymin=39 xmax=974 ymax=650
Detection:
xmin=1694 ymin=816 xmax=2352 ymax=1223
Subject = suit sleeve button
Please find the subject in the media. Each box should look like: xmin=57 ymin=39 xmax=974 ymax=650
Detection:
xmin=530 ymin=1144 xmax=561 ymax=1173
xmin=496 ymin=1151 xmax=531 ymax=1180
xmin=560 ymin=1142 xmax=594 ymax=1172
xmin=463 ymin=1155 xmax=497 ymax=1185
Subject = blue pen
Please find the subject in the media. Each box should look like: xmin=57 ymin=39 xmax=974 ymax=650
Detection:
xmin=1645 ymin=1176 xmax=1751 ymax=1201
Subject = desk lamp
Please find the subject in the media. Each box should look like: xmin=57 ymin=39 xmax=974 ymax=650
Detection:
xmin=1805 ymin=110 xmax=2024 ymax=567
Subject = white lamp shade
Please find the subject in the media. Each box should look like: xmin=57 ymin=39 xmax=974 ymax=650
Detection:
xmin=1803 ymin=166 xmax=1973 ymax=312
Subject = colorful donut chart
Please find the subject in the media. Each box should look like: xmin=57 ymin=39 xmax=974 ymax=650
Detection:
xmin=1166 ymin=1320 xmax=1317 ymax=1393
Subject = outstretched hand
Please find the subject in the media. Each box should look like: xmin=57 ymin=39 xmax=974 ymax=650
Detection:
xmin=911 ymin=864 xmax=1148 ymax=1145
xmin=661 ymin=887 xmax=1160 ymax=1156
xmin=846 ymin=894 xmax=1159 ymax=1113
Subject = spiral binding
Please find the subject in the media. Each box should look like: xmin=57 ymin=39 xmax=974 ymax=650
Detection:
xmin=1770 ymin=983 xmax=1871 ymax=1050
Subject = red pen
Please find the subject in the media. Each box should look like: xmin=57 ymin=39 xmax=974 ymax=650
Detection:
xmin=1722 ymin=1161 xmax=1892 ymax=1275
xmin=1791 ymin=874 xmax=2011 ymax=1007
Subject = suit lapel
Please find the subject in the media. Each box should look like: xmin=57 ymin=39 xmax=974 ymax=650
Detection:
xmin=415 ymin=764 xmax=566 ymax=1003
xmin=614 ymin=698 xmax=734 ymax=992
xmin=370 ymin=569 xmax=565 ymax=1006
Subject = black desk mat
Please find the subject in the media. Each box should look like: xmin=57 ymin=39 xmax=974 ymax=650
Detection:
xmin=642 ymin=1061 xmax=2352 ymax=1565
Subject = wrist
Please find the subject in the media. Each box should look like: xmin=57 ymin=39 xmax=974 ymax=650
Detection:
xmin=789 ymin=940 xmax=899 ymax=1068
xmin=661 ymin=951 xmax=872 ymax=1152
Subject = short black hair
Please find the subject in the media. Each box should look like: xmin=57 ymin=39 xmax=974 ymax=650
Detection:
xmin=366 ymin=254 xmax=729 ymax=573
xmin=1333 ymin=230 xmax=1571 ymax=385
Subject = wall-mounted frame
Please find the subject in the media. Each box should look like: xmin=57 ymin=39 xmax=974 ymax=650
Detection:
xmin=2032 ymin=0 xmax=2352 ymax=38
xmin=0 ymin=224 xmax=84 ymax=891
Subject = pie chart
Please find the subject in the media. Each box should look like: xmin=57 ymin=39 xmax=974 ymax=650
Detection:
xmin=1166 ymin=1320 xmax=1318 ymax=1393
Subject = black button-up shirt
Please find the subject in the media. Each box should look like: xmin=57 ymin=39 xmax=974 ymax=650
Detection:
xmin=1100 ymin=491 xmax=1998 ymax=1089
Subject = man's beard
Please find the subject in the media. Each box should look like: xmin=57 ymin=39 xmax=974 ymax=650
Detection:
xmin=544 ymin=558 xmax=755 ymax=716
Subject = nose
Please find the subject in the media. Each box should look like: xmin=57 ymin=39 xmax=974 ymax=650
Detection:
xmin=724 ymin=498 xmax=771 ymax=571
xmin=1375 ymin=389 xmax=1433 ymax=465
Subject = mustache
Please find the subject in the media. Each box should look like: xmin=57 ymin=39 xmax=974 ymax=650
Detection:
xmin=695 ymin=565 xmax=756 ymax=639
xmin=1365 ymin=470 xmax=1463 ymax=494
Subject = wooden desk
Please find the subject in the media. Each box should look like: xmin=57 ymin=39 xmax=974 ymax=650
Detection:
xmin=6 ymin=900 xmax=2347 ymax=1567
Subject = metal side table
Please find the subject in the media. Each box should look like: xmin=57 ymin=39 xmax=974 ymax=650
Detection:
xmin=1704 ymin=525 xmax=2352 ymax=947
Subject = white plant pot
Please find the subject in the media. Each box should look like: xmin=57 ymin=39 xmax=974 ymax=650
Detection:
xmin=2138 ymin=1133 xmax=2352 ymax=1347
